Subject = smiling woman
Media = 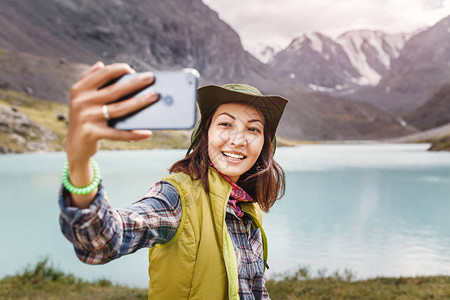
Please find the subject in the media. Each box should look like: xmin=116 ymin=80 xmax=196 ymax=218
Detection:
xmin=170 ymin=83 xmax=288 ymax=213
xmin=59 ymin=63 xmax=289 ymax=300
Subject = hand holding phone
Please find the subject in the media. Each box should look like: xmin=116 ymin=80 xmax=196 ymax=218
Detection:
xmin=107 ymin=68 xmax=199 ymax=130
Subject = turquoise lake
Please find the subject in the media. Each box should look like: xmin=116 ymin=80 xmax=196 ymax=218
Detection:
xmin=0 ymin=144 xmax=449 ymax=288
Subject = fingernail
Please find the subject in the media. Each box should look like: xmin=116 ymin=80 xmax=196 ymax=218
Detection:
xmin=94 ymin=61 xmax=104 ymax=67
xmin=91 ymin=61 xmax=104 ymax=70
xmin=139 ymin=72 xmax=154 ymax=82
xmin=145 ymin=92 xmax=160 ymax=102
xmin=137 ymin=130 xmax=152 ymax=136
xmin=82 ymin=61 xmax=103 ymax=77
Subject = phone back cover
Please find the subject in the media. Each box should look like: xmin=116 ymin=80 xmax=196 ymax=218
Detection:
xmin=109 ymin=71 xmax=198 ymax=130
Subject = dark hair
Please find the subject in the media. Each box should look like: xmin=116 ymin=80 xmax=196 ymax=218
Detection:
xmin=169 ymin=105 xmax=285 ymax=212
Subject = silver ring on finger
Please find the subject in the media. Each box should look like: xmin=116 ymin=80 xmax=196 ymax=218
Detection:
xmin=102 ymin=104 xmax=111 ymax=120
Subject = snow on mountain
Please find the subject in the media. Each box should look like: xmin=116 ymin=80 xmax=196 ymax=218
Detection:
xmin=347 ymin=15 xmax=450 ymax=115
xmin=269 ymin=32 xmax=361 ymax=93
xmin=249 ymin=43 xmax=283 ymax=64
xmin=269 ymin=29 xmax=414 ymax=95
xmin=290 ymin=32 xmax=325 ymax=53
xmin=336 ymin=30 xmax=411 ymax=86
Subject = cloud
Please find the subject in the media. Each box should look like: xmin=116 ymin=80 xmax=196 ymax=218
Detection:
xmin=422 ymin=0 xmax=446 ymax=10
xmin=203 ymin=0 xmax=450 ymax=51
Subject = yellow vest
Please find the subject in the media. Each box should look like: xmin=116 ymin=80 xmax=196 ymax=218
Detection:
xmin=147 ymin=167 xmax=268 ymax=299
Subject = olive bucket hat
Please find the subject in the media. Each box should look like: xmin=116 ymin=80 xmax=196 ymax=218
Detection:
xmin=187 ymin=83 xmax=289 ymax=154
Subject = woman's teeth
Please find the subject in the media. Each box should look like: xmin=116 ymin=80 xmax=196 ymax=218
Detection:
xmin=222 ymin=152 xmax=245 ymax=160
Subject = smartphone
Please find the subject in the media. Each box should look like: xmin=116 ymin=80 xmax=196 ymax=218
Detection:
xmin=107 ymin=68 xmax=199 ymax=130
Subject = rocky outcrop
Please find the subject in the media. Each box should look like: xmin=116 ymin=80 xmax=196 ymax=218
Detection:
xmin=0 ymin=105 xmax=59 ymax=153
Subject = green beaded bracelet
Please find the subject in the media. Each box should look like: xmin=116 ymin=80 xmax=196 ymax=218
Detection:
xmin=62 ymin=159 xmax=101 ymax=195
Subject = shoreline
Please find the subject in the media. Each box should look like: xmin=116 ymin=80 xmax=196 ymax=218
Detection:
xmin=0 ymin=140 xmax=442 ymax=156
xmin=1 ymin=88 xmax=449 ymax=153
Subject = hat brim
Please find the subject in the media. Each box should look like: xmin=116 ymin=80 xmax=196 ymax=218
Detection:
xmin=197 ymin=85 xmax=288 ymax=138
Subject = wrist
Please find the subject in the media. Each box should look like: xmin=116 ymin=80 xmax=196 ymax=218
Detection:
xmin=62 ymin=158 xmax=101 ymax=195
xmin=68 ymin=159 xmax=92 ymax=187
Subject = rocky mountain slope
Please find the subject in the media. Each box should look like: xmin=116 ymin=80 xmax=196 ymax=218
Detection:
xmin=405 ymin=84 xmax=450 ymax=130
xmin=0 ymin=49 xmax=86 ymax=103
xmin=0 ymin=0 xmax=249 ymax=83
xmin=0 ymin=0 xmax=415 ymax=141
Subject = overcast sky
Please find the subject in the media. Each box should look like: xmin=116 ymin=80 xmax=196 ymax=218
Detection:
xmin=202 ymin=0 xmax=450 ymax=52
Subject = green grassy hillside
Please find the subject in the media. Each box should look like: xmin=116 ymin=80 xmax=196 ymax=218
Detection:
xmin=0 ymin=89 xmax=192 ymax=153
xmin=424 ymin=135 xmax=450 ymax=151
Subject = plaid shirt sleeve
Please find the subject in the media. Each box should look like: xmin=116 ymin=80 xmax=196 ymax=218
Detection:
xmin=59 ymin=180 xmax=181 ymax=265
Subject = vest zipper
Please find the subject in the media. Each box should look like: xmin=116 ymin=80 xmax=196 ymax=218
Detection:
xmin=222 ymin=186 xmax=239 ymax=300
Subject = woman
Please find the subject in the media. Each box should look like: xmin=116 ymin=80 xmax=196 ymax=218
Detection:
xmin=59 ymin=62 xmax=288 ymax=299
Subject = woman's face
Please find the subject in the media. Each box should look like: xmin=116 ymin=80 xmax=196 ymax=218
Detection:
xmin=208 ymin=102 xmax=265 ymax=182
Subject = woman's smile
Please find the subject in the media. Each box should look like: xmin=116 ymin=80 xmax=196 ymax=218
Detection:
xmin=222 ymin=151 xmax=246 ymax=160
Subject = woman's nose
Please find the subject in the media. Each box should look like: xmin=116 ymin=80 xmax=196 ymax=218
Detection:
xmin=229 ymin=128 xmax=246 ymax=146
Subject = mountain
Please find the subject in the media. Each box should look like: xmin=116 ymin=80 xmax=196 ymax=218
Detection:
xmin=270 ymin=15 xmax=450 ymax=117
xmin=405 ymin=83 xmax=450 ymax=130
xmin=348 ymin=15 xmax=450 ymax=115
xmin=250 ymin=44 xmax=282 ymax=64
xmin=0 ymin=0 xmax=301 ymax=103
xmin=270 ymin=32 xmax=359 ymax=92
xmin=0 ymin=0 xmax=252 ymax=84
xmin=275 ymin=90 xmax=417 ymax=141
xmin=336 ymin=30 xmax=411 ymax=87
xmin=0 ymin=0 xmax=414 ymax=141
xmin=269 ymin=30 xmax=411 ymax=95
xmin=0 ymin=49 xmax=86 ymax=103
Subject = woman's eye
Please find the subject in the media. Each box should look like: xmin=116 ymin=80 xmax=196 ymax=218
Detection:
xmin=219 ymin=122 xmax=231 ymax=127
xmin=248 ymin=127 xmax=262 ymax=133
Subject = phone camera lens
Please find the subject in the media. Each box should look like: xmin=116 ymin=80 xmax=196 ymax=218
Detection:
xmin=162 ymin=95 xmax=174 ymax=106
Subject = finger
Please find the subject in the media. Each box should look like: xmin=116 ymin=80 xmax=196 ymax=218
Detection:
xmin=103 ymin=90 xmax=160 ymax=119
xmin=100 ymin=127 xmax=153 ymax=141
xmin=80 ymin=61 xmax=105 ymax=80
xmin=96 ymin=72 xmax=155 ymax=104
xmin=78 ymin=63 xmax=136 ymax=91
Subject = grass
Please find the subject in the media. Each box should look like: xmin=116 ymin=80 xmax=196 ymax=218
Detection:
xmin=265 ymin=266 xmax=450 ymax=300
xmin=98 ymin=130 xmax=191 ymax=150
xmin=0 ymin=258 xmax=147 ymax=300
xmin=1 ymin=259 xmax=449 ymax=299
xmin=421 ymin=134 xmax=450 ymax=151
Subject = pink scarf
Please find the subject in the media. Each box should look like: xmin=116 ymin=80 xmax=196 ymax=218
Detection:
xmin=209 ymin=162 xmax=253 ymax=218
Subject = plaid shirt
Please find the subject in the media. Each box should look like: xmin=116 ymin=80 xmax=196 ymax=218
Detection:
xmin=59 ymin=180 xmax=270 ymax=299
